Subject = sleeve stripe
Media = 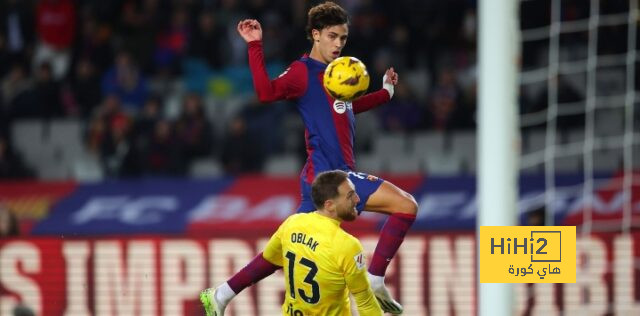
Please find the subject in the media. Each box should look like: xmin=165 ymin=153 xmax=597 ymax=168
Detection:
xmin=377 ymin=298 xmax=401 ymax=313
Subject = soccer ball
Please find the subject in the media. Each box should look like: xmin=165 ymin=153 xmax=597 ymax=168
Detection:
xmin=323 ymin=56 xmax=370 ymax=101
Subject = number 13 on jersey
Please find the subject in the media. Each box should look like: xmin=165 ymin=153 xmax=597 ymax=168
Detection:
xmin=285 ymin=251 xmax=320 ymax=304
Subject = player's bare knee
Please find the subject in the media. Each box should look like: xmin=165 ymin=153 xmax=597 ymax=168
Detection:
xmin=398 ymin=193 xmax=418 ymax=215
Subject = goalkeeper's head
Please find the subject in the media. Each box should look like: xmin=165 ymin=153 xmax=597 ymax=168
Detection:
xmin=312 ymin=170 xmax=360 ymax=221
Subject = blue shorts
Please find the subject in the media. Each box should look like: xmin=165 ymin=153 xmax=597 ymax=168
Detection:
xmin=297 ymin=171 xmax=384 ymax=214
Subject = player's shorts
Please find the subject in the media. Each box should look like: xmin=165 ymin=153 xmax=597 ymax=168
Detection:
xmin=297 ymin=171 xmax=384 ymax=214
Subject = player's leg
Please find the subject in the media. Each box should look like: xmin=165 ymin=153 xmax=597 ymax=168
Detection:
xmin=364 ymin=180 xmax=418 ymax=275
xmin=200 ymin=178 xmax=314 ymax=314
xmin=347 ymin=172 xmax=418 ymax=315
xmin=367 ymin=180 xmax=417 ymax=315
xmin=347 ymin=172 xmax=418 ymax=275
xmin=201 ymin=252 xmax=280 ymax=315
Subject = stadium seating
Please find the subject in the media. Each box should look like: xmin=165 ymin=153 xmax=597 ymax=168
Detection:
xmin=9 ymin=116 xmax=631 ymax=180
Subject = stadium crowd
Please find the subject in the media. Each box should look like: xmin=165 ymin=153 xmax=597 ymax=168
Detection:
xmin=2 ymin=0 xmax=629 ymax=179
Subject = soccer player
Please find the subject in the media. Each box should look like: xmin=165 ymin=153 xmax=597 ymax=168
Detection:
xmin=201 ymin=170 xmax=383 ymax=315
xmin=202 ymin=1 xmax=417 ymax=314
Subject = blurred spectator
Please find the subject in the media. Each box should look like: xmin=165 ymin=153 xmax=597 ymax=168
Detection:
xmin=174 ymin=93 xmax=214 ymax=164
xmin=239 ymin=99 xmax=286 ymax=156
xmin=81 ymin=0 xmax=122 ymax=26
xmin=0 ymin=0 xmax=35 ymax=74
xmin=69 ymin=58 xmax=102 ymax=118
xmin=2 ymin=63 xmax=36 ymax=118
xmin=377 ymin=82 xmax=423 ymax=133
xmin=100 ymin=111 xmax=133 ymax=177
xmin=369 ymin=49 xmax=393 ymax=87
xmin=119 ymin=0 xmax=163 ymax=73
xmin=123 ymin=96 xmax=163 ymax=175
xmin=142 ymin=119 xmax=185 ymax=176
xmin=133 ymin=95 xmax=163 ymax=140
xmin=0 ymin=202 xmax=20 ymax=237
xmin=423 ymin=68 xmax=474 ymax=131
xmin=388 ymin=25 xmax=411 ymax=70
xmin=0 ymin=34 xmax=9 ymax=78
xmin=31 ymin=62 xmax=64 ymax=118
xmin=0 ymin=135 xmax=34 ymax=179
xmin=73 ymin=12 xmax=114 ymax=74
xmin=101 ymin=51 xmax=149 ymax=113
xmin=221 ymin=116 xmax=265 ymax=174
xmin=349 ymin=0 xmax=388 ymax=64
xmin=424 ymin=89 xmax=473 ymax=131
xmin=87 ymin=94 xmax=136 ymax=176
xmin=88 ymin=95 xmax=124 ymax=147
xmin=188 ymin=12 xmax=228 ymax=70
xmin=261 ymin=12 xmax=288 ymax=63
xmin=216 ymin=0 xmax=250 ymax=66
xmin=245 ymin=0 xmax=270 ymax=18
xmin=34 ymin=0 xmax=76 ymax=80
xmin=154 ymin=7 xmax=190 ymax=75
xmin=0 ymin=103 xmax=7 ymax=138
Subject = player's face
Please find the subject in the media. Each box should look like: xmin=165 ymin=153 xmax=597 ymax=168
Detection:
xmin=313 ymin=24 xmax=348 ymax=63
xmin=334 ymin=179 xmax=359 ymax=221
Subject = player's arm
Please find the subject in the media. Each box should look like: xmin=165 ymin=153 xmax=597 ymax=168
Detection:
xmin=352 ymin=67 xmax=398 ymax=114
xmin=342 ymin=238 xmax=383 ymax=315
xmin=237 ymin=19 xmax=306 ymax=103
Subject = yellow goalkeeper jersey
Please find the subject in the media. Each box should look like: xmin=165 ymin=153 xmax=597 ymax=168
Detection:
xmin=263 ymin=212 xmax=382 ymax=316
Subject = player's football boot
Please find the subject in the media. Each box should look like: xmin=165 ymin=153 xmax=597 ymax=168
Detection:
xmin=200 ymin=288 xmax=226 ymax=316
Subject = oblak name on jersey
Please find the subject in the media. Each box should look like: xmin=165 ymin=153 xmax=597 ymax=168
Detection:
xmin=291 ymin=232 xmax=319 ymax=252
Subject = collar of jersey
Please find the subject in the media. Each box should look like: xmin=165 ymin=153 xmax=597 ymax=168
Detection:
xmin=311 ymin=211 xmax=341 ymax=226
xmin=303 ymin=54 xmax=328 ymax=69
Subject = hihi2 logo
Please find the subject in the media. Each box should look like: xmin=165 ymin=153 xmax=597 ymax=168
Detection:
xmin=480 ymin=226 xmax=576 ymax=283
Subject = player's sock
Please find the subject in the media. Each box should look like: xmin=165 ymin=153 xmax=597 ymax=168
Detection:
xmin=367 ymin=273 xmax=385 ymax=290
xmin=369 ymin=212 xmax=416 ymax=276
xmin=227 ymin=252 xmax=280 ymax=295
xmin=215 ymin=282 xmax=236 ymax=306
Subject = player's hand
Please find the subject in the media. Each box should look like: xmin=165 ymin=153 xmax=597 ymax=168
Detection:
xmin=383 ymin=67 xmax=399 ymax=85
xmin=382 ymin=67 xmax=398 ymax=98
xmin=237 ymin=19 xmax=263 ymax=42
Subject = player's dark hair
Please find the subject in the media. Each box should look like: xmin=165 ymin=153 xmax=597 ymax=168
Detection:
xmin=311 ymin=170 xmax=349 ymax=209
xmin=306 ymin=1 xmax=349 ymax=43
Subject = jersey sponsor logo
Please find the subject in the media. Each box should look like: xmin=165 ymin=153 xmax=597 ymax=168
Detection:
xmin=354 ymin=252 xmax=365 ymax=270
xmin=332 ymin=100 xmax=352 ymax=114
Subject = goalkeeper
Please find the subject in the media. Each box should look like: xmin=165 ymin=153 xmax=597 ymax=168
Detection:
xmin=202 ymin=170 xmax=383 ymax=315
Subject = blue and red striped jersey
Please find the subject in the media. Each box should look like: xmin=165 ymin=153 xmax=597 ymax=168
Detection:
xmin=247 ymin=40 xmax=390 ymax=183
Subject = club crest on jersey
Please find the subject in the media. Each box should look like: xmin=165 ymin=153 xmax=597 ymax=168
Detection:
xmin=333 ymin=100 xmax=352 ymax=114
xmin=354 ymin=252 xmax=365 ymax=270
